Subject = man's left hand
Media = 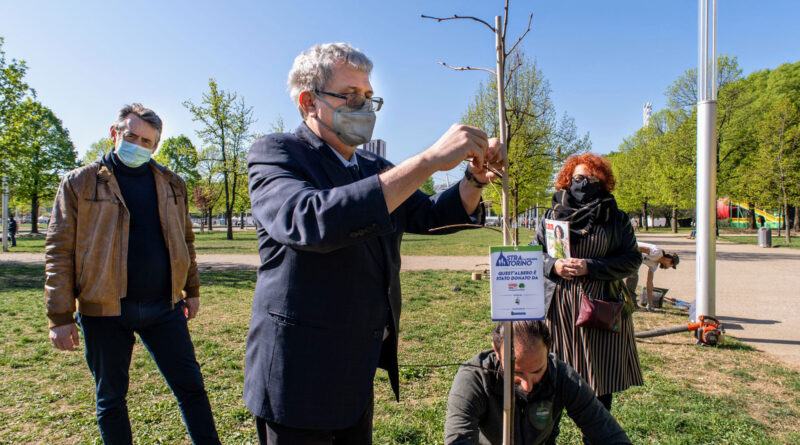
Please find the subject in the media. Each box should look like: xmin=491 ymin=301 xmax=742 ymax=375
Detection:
xmin=184 ymin=297 xmax=200 ymax=320
xmin=468 ymin=137 xmax=505 ymax=183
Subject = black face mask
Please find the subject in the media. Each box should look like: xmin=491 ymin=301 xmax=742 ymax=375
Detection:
xmin=569 ymin=179 xmax=601 ymax=203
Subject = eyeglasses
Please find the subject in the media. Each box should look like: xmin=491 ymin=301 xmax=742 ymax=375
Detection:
xmin=316 ymin=90 xmax=384 ymax=112
xmin=571 ymin=174 xmax=599 ymax=183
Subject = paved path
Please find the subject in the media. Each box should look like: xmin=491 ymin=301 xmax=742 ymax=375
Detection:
xmin=4 ymin=234 xmax=799 ymax=369
xmin=633 ymin=232 xmax=800 ymax=370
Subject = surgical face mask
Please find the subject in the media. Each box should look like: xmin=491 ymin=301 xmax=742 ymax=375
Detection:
xmin=314 ymin=93 xmax=376 ymax=147
xmin=569 ymin=178 xmax=601 ymax=203
xmin=115 ymin=139 xmax=153 ymax=168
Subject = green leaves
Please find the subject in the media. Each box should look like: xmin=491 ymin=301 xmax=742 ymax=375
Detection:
xmin=3 ymin=99 xmax=78 ymax=218
xmin=184 ymin=79 xmax=256 ymax=239
xmin=612 ymin=57 xmax=800 ymax=229
xmin=80 ymin=137 xmax=113 ymax=166
xmin=154 ymin=135 xmax=201 ymax=188
xmin=461 ymin=50 xmax=590 ymax=219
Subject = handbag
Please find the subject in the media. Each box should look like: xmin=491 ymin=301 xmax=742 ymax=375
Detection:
xmin=575 ymin=292 xmax=624 ymax=333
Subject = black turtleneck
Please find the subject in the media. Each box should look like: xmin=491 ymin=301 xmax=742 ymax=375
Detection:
xmin=111 ymin=153 xmax=172 ymax=302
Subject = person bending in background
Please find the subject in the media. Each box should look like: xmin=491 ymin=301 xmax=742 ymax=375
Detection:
xmin=625 ymin=242 xmax=679 ymax=311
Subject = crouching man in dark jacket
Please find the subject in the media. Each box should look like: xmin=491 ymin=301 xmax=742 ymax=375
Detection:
xmin=444 ymin=321 xmax=631 ymax=444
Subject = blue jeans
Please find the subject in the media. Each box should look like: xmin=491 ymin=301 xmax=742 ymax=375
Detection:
xmin=77 ymin=299 xmax=220 ymax=444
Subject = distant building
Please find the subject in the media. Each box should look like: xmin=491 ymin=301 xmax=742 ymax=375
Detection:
xmin=361 ymin=139 xmax=386 ymax=158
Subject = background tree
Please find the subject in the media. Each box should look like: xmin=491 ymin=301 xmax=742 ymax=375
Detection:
xmin=0 ymin=37 xmax=31 ymax=178
xmin=610 ymin=128 xmax=657 ymax=229
xmin=3 ymin=99 xmax=77 ymax=232
xmin=194 ymin=145 xmax=223 ymax=231
xmin=610 ymin=58 xmax=800 ymax=233
xmin=752 ymin=97 xmax=799 ymax=242
xmin=652 ymin=110 xmax=697 ymax=231
xmin=184 ymin=79 xmax=255 ymax=239
xmin=666 ymin=54 xmax=743 ymax=112
xmin=269 ymin=115 xmax=286 ymax=133
xmin=461 ymin=51 xmax=589 ymax=242
xmin=81 ymin=137 xmax=114 ymax=165
xmin=154 ymin=135 xmax=200 ymax=188
xmin=419 ymin=177 xmax=435 ymax=195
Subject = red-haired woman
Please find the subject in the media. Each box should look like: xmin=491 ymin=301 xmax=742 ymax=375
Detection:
xmin=534 ymin=153 xmax=643 ymax=422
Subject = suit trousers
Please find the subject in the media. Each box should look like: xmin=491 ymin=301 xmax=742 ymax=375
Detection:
xmin=77 ymin=298 xmax=219 ymax=444
xmin=255 ymin=391 xmax=374 ymax=445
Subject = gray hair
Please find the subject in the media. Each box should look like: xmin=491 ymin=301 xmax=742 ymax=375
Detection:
xmin=115 ymin=103 xmax=163 ymax=146
xmin=287 ymin=42 xmax=373 ymax=118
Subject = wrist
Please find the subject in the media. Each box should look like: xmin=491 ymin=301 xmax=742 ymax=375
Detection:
xmin=464 ymin=167 xmax=488 ymax=189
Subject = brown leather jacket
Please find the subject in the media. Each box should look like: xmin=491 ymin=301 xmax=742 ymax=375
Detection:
xmin=44 ymin=155 xmax=199 ymax=327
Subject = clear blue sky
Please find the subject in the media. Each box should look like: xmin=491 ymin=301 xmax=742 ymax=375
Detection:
xmin=2 ymin=0 xmax=798 ymax=186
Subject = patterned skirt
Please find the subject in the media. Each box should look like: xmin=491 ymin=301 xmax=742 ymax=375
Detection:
xmin=547 ymin=278 xmax=643 ymax=396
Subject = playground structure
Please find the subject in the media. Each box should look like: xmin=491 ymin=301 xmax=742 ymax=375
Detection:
xmin=717 ymin=198 xmax=784 ymax=229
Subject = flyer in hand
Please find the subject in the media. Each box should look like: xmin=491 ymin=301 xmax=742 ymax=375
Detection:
xmin=545 ymin=219 xmax=570 ymax=259
xmin=490 ymin=246 xmax=545 ymax=321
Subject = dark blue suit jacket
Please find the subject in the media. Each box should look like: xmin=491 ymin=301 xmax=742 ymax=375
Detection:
xmin=244 ymin=123 xmax=483 ymax=429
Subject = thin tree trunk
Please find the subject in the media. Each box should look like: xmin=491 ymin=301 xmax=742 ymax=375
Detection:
xmin=794 ymin=205 xmax=799 ymax=232
xmin=200 ymin=210 xmax=205 ymax=233
xmin=642 ymin=200 xmax=649 ymax=231
xmin=30 ymin=194 xmax=40 ymax=234
xmin=208 ymin=207 xmax=213 ymax=231
xmin=748 ymin=202 xmax=756 ymax=229
xmin=784 ymin=201 xmax=791 ymax=243
xmin=671 ymin=206 xmax=678 ymax=233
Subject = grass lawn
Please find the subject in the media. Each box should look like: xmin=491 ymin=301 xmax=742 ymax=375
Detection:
xmin=2 ymin=265 xmax=800 ymax=443
xmin=1 ymin=233 xmax=46 ymax=253
xmin=193 ymin=230 xmax=260 ymax=254
xmin=194 ymin=227 xmax=538 ymax=256
xmin=720 ymin=235 xmax=800 ymax=249
xmin=635 ymin=227 xmax=694 ymax=234
xmin=401 ymin=228 xmax=536 ymax=256
xmin=0 ymin=228 xmax=537 ymax=256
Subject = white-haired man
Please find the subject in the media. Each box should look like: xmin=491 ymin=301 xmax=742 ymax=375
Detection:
xmin=244 ymin=42 xmax=506 ymax=444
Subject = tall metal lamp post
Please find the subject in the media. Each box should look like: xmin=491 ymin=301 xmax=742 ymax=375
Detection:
xmin=696 ymin=0 xmax=718 ymax=319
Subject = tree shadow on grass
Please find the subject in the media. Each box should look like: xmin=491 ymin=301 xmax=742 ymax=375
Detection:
xmin=200 ymin=269 xmax=257 ymax=291
xmin=0 ymin=264 xmax=44 ymax=291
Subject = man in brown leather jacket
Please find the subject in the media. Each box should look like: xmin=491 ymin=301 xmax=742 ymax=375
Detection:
xmin=45 ymin=104 xmax=219 ymax=444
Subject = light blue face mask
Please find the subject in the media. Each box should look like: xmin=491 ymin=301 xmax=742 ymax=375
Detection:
xmin=116 ymin=139 xmax=153 ymax=168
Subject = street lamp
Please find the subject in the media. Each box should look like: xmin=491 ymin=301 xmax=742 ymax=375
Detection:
xmin=696 ymin=0 xmax=718 ymax=319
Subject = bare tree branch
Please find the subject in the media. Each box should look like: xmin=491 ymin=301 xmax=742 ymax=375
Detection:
xmin=421 ymin=14 xmax=495 ymax=33
xmin=505 ymin=107 xmax=546 ymax=120
xmin=428 ymin=223 xmax=503 ymax=234
xmin=504 ymin=58 xmax=524 ymax=90
xmin=502 ymin=0 xmax=510 ymax=40
xmin=438 ymin=62 xmax=496 ymax=75
xmin=506 ymin=13 xmax=533 ymax=57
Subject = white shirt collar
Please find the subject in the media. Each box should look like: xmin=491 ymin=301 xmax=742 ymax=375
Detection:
xmin=330 ymin=146 xmax=359 ymax=169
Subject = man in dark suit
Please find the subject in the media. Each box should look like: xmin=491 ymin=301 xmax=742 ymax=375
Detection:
xmin=244 ymin=42 xmax=505 ymax=444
